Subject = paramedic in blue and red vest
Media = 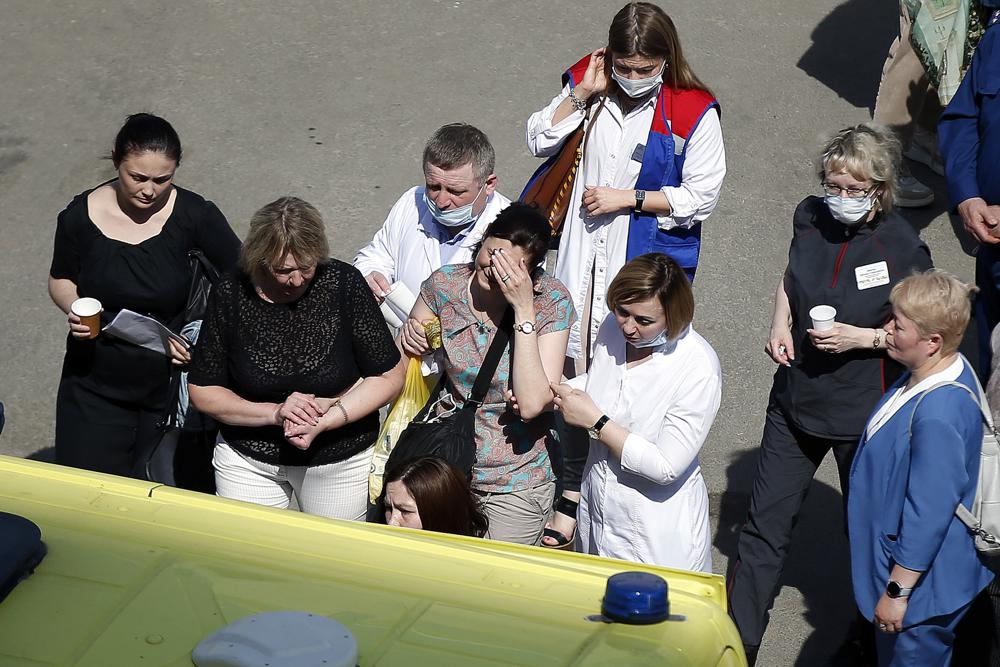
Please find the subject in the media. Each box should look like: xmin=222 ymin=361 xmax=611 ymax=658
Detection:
xmin=524 ymin=1 xmax=726 ymax=550
xmin=725 ymin=124 xmax=932 ymax=666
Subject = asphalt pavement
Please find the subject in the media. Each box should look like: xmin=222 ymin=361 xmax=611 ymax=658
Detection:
xmin=0 ymin=1 xmax=977 ymax=664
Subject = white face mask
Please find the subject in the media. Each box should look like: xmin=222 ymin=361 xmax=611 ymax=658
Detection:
xmin=825 ymin=192 xmax=877 ymax=225
xmin=627 ymin=328 xmax=669 ymax=348
xmin=423 ymin=182 xmax=487 ymax=228
xmin=612 ymin=62 xmax=666 ymax=98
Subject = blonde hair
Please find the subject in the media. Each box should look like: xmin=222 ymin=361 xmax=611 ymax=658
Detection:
xmin=819 ymin=123 xmax=900 ymax=214
xmin=239 ymin=197 xmax=329 ymax=282
xmin=605 ymin=253 xmax=694 ymax=341
xmin=890 ymin=269 xmax=978 ymax=356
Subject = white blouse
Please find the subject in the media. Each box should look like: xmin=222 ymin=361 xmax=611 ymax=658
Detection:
xmin=570 ymin=315 xmax=722 ymax=571
xmin=526 ymin=86 xmax=726 ymax=360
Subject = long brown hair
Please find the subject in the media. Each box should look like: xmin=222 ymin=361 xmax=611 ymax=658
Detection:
xmin=606 ymin=2 xmax=713 ymax=96
xmin=378 ymin=457 xmax=489 ymax=538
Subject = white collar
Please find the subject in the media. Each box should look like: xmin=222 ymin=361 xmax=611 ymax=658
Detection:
xmin=866 ymin=355 xmax=965 ymax=439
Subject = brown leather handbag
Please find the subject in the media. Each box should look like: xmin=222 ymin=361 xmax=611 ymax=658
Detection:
xmin=521 ymin=99 xmax=603 ymax=237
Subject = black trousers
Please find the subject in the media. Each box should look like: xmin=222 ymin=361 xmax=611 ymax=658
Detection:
xmin=727 ymin=395 xmax=859 ymax=649
xmin=553 ymin=412 xmax=589 ymax=494
xmin=55 ymin=376 xmax=163 ymax=479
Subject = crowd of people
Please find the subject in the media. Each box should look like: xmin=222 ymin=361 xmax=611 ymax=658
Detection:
xmin=42 ymin=2 xmax=1000 ymax=665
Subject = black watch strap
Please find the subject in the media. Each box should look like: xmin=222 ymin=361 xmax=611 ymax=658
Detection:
xmin=591 ymin=415 xmax=610 ymax=434
xmin=886 ymin=580 xmax=913 ymax=599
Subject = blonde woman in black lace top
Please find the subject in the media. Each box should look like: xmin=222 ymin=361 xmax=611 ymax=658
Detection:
xmin=189 ymin=197 xmax=405 ymax=519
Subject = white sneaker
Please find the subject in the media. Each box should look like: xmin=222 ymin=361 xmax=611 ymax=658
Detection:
xmin=895 ymin=175 xmax=935 ymax=208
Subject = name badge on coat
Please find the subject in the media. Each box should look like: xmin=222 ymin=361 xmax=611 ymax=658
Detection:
xmin=855 ymin=261 xmax=890 ymax=290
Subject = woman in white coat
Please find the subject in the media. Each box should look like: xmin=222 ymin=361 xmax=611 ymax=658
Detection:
xmin=550 ymin=253 xmax=721 ymax=571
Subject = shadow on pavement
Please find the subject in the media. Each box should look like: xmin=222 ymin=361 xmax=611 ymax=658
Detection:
xmin=26 ymin=447 xmax=55 ymax=463
xmin=796 ymin=0 xmax=897 ymax=112
xmin=715 ymin=449 xmax=858 ymax=666
xmin=896 ymin=161 xmax=979 ymax=257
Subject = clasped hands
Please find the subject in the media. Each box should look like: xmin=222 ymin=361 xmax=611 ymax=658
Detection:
xmin=274 ymin=392 xmax=341 ymax=451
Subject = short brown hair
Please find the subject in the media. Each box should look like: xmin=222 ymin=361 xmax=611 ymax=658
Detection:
xmin=422 ymin=123 xmax=496 ymax=184
xmin=607 ymin=2 xmax=713 ymax=95
xmin=239 ymin=197 xmax=329 ymax=282
xmin=605 ymin=253 xmax=694 ymax=341
xmin=890 ymin=269 xmax=977 ymax=356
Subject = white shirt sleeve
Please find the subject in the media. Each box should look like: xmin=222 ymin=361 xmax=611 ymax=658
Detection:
xmin=657 ymin=108 xmax=726 ymax=230
xmin=353 ymin=191 xmax=410 ymax=281
xmin=618 ymin=367 xmax=721 ymax=485
xmin=526 ymin=85 xmax=587 ymax=158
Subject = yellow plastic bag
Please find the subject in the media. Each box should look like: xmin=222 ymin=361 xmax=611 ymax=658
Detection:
xmin=369 ymin=357 xmax=435 ymax=504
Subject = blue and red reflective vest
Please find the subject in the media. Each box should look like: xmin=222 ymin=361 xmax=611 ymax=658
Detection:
xmin=522 ymin=54 xmax=720 ymax=279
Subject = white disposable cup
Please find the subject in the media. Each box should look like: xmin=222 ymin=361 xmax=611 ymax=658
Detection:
xmin=71 ymin=297 xmax=102 ymax=340
xmin=809 ymin=305 xmax=837 ymax=331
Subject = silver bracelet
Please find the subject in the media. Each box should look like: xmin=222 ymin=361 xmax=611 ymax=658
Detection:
xmin=568 ymin=87 xmax=588 ymax=112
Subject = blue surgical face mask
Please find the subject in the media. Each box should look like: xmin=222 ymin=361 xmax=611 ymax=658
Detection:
xmin=825 ymin=192 xmax=876 ymax=225
xmin=628 ymin=328 xmax=669 ymax=348
xmin=423 ymin=182 xmax=488 ymax=228
xmin=612 ymin=62 xmax=666 ymax=98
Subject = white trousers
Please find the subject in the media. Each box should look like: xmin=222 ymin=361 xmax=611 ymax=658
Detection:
xmin=213 ymin=440 xmax=372 ymax=521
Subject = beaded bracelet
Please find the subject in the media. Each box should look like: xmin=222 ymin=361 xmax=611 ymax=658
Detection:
xmin=332 ymin=399 xmax=350 ymax=426
xmin=568 ymin=87 xmax=588 ymax=112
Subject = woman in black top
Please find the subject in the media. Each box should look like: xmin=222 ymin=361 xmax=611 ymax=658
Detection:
xmin=189 ymin=197 xmax=405 ymax=520
xmin=726 ymin=125 xmax=933 ymax=665
xmin=48 ymin=113 xmax=240 ymax=477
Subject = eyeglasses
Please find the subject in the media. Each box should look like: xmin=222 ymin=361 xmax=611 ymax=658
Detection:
xmin=821 ymin=181 xmax=875 ymax=199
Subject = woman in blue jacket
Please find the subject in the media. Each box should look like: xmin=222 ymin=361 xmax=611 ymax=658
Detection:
xmin=849 ymin=270 xmax=993 ymax=666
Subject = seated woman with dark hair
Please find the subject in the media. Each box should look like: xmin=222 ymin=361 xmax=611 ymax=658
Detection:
xmin=400 ymin=202 xmax=575 ymax=545
xmin=378 ymin=456 xmax=489 ymax=537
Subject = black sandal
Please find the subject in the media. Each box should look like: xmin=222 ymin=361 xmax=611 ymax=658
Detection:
xmin=541 ymin=496 xmax=578 ymax=550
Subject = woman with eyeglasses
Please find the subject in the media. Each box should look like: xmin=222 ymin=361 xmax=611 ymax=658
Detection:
xmin=726 ymin=124 xmax=932 ymax=666
xmin=525 ymin=0 xmax=725 ymax=551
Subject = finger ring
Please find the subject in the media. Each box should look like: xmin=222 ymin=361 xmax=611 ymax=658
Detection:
xmin=501 ymin=275 xmax=510 ymax=282
xmin=878 ymin=624 xmax=886 ymax=630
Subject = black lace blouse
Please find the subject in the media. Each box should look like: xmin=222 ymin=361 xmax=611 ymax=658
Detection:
xmin=189 ymin=260 xmax=401 ymax=466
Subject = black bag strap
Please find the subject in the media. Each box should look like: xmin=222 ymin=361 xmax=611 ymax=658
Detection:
xmin=467 ymin=308 xmax=514 ymax=407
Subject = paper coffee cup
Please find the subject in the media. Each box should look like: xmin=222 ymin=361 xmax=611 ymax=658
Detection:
xmin=71 ymin=297 xmax=102 ymax=340
xmin=809 ymin=305 xmax=836 ymax=331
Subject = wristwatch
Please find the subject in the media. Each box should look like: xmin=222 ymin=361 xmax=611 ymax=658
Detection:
xmin=886 ymin=580 xmax=913 ymax=599
xmin=634 ymin=189 xmax=646 ymax=212
xmin=514 ymin=321 xmax=535 ymax=334
xmin=873 ymin=329 xmax=883 ymax=349
xmin=588 ymin=415 xmax=610 ymax=440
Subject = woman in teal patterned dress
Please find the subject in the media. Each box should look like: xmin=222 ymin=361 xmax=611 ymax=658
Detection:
xmin=401 ymin=203 xmax=575 ymax=545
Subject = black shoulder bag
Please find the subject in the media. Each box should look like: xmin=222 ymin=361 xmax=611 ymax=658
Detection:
xmin=385 ymin=308 xmax=514 ymax=479
xmin=143 ymin=250 xmax=221 ymax=488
